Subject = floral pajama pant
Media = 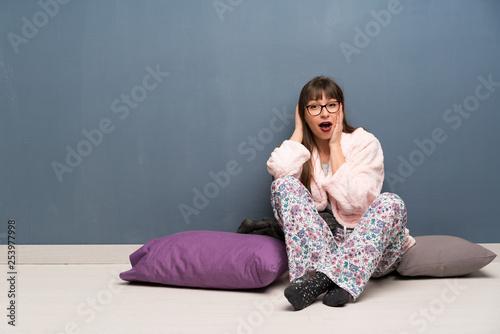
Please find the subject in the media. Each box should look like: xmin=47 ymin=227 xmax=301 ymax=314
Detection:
xmin=271 ymin=176 xmax=408 ymax=300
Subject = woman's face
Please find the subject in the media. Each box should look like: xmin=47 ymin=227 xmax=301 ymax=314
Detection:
xmin=303 ymin=93 xmax=342 ymax=142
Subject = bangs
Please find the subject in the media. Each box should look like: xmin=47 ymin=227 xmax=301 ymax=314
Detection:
xmin=303 ymin=77 xmax=343 ymax=103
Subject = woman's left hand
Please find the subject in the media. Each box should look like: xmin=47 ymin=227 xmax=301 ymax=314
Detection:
xmin=329 ymin=105 xmax=343 ymax=148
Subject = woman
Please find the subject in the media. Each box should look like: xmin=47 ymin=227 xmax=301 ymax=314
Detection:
xmin=267 ymin=76 xmax=415 ymax=310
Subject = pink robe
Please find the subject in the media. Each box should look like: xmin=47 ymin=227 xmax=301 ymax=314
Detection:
xmin=267 ymin=128 xmax=415 ymax=248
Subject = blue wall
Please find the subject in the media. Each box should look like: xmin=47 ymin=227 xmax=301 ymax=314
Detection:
xmin=1 ymin=0 xmax=499 ymax=244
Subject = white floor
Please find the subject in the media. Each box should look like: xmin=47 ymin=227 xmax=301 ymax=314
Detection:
xmin=1 ymin=244 xmax=499 ymax=334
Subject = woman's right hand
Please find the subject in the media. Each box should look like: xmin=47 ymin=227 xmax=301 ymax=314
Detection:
xmin=290 ymin=105 xmax=303 ymax=143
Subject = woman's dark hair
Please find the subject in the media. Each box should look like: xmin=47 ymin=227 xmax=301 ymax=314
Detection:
xmin=298 ymin=76 xmax=358 ymax=192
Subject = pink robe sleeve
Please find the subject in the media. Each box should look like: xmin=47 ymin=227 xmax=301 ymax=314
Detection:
xmin=322 ymin=129 xmax=385 ymax=227
xmin=267 ymin=140 xmax=311 ymax=180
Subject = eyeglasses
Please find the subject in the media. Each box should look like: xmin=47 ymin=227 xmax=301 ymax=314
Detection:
xmin=305 ymin=102 xmax=341 ymax=116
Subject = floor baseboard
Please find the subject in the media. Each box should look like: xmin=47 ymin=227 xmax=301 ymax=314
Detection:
xmin=0 ymin=244 xmax=142 ymax=264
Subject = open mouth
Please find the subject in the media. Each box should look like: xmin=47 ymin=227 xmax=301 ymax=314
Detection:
xmin=319 ymin=122 xmax=332 ymax=132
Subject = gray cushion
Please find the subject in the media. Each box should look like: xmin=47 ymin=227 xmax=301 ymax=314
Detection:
xmin=397 ymin=235 xmax=497 ymax=277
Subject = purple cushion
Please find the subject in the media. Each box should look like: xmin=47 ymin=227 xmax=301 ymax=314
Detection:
xmin=120 ymin=231 xmax=288 ymax=289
